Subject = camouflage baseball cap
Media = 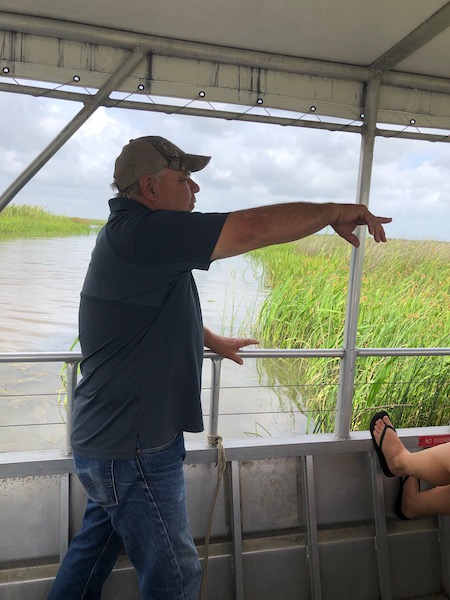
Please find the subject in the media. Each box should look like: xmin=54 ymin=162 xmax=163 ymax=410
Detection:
xmin=113 ymin=136 xmax=211 ymax=190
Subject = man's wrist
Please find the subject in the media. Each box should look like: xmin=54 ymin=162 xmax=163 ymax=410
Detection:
xmin=324 ymin=202 xmax=340 ymax=227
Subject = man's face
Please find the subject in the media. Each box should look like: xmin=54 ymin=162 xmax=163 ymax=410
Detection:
xmin=151 ymin=168 xmax=200 ymax=212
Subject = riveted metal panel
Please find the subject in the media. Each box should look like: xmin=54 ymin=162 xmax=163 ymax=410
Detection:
xmin=0 ymin=474 xmax=60 ymax=562
xmin=239 ymin=456 xmax=305 ymax=534
xmin=388 ymin=525 xmax=443 ymax=600
xmin=185 ymin=462 xmax=230 ymax=539
xmin=318 ymin=533 xmax=380 ymax=600
xmin=314 ymin=451 xmax=374 ymax=526
xmin=0 ymin=437 xmax=449 ymax=598
xmin=243 ymin=540 xmax=310 ymax=600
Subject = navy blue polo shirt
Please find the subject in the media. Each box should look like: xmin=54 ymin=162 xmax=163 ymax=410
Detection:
xmin=71 ymin=197 xmax=229 ymax=459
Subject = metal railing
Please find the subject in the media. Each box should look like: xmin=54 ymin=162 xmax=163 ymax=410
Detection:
xmin=1 ymin=346 xmax=449 ymax=454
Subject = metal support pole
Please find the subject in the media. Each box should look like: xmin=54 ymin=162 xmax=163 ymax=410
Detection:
xmin=439 ymin=515 xmax=450 ymax=596
xmin=334 ymin=78 xmax=381 ymax=439
xmin=0 ymin=46 xmax=147 ymax=212
xmin=65 ymin=361 xmax=78 ymax=456
xmin=59 ymin=473 xmax=70 ymax=560
xmin=230 ymin=460 xmax=244 ymax=600
xmin=303 ymin=455 xmax=322 ymax=600
xmin=208 ymin=357 xmax=222 ymax=446
xmin=370 ymin=451 xmax=392 ymax=599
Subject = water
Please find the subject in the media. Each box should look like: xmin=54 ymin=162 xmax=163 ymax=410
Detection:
xmin=0 ymin=236 xmax=94 ymax=352
xmin=0 ymin=233 xmax=261 ymax=352
xmin=0 ymin=234 xmax=307 ymax=452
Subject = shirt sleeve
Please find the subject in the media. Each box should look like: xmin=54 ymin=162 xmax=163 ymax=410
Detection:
xmin=132 ymin=210 xmax=229 ymax=269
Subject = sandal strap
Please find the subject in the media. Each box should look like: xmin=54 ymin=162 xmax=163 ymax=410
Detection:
xmin=379 ymin=423 xmax=396 ymax=450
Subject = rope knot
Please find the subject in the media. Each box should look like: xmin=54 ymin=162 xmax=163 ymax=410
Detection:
xmin=200 ymin=433 xmax=227 ymax=599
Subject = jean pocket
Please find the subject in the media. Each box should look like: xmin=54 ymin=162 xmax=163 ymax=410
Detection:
xmin=74 ymin=454 xmax=119 ymax=508
xmin=139 ymin=432 xmax=186 ymax=461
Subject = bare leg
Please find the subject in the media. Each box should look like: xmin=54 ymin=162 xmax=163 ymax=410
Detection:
xmin=402 ymin=478 xmax=450 ymax=518
xmin=373 ymin=415 xmax=450 ymax=486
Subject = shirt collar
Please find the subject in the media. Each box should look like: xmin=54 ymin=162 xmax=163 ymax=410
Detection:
xmin=108 ymin=196 xmax=150 ymax=212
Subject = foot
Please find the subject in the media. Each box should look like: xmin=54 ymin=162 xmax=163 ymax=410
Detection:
xmin=400 ymin=476 xmax=421 ymax=519
xmin=372 ymin=415 xmax=409 ymax=476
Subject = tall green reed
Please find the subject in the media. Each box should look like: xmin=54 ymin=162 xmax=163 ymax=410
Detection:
xmin=0 ymin=205 xmax=102 ymax=237
xmin=249 ymin=236 xmax=450 ymax=433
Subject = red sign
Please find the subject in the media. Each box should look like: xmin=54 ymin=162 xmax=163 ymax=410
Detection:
xmin=418 ymin=435 xmax=450 ymax=447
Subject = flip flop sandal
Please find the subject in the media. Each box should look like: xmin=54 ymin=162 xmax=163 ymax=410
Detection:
xmin=370 ymin=410 xmax=396 ymax=478
xmin=395 ymin=475 xmax=420 ymax=520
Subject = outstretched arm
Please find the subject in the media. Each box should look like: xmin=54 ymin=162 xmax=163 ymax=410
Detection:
xmin=211 ymin=202 xmax=392 ymax=260
xmin=204 ymin=327 xmax=259 ymax=365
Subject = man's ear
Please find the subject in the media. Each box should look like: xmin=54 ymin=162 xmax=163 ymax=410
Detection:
xmin=139 ymin=174 xmax=157 ymax=200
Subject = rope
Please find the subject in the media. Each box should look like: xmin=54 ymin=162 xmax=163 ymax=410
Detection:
xmin=199 ymin=434 xmax=227 ymax=600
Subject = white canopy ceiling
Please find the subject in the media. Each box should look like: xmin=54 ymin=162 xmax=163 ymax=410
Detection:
xmin=1 ymin=0 xmax=450 ymax=133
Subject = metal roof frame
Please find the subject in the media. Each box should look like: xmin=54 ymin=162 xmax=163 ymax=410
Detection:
xmin=1 ymin=4 xmax=450 ymax=212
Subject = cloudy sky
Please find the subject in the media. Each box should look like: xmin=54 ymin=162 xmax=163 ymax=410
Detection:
xmin=1 ymin=90 xmax=449 ymax=242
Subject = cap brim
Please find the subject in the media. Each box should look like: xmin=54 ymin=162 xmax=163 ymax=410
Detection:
xmin=183 ymin=154 xmax=211 ymax=172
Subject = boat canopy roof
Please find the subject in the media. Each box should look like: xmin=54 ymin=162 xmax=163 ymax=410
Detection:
xmin=1 ymin=0 xmax=450 ymax=134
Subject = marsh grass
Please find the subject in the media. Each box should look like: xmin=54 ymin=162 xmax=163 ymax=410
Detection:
xmin=249 ymin=236 xmax=450 ymax=433
xmin=0 ymin=205 xmax=104 ymax=237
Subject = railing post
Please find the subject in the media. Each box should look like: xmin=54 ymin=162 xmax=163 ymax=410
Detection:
xmin=370 ymin=451 xmax=392 ymax=599
xmin=439 ymin=515 xmax=450 ymax=596
xmin=65 ymin=361 xmax=78 ymax=456
xmin=230 ymin=460 xmax=244 ymax=600
xmin=303 ymin=455 xmax=322 ymax=600
xmin=334 ymin=78 xmax=381 ymax=439
xmin=59 ymin=473 xmax=70 ymax=559
xmin=207 ymin=357 xmax=223 ymax=446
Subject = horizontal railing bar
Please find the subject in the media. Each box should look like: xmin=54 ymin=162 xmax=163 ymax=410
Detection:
xmin=0 ymin=347 xmax=449 ymax=364
xmin=357 ymin=348 xmax=450 ymax=357
xmin=0 ymin=352 xmax=83 ymax=362
xmin=206 ymin=349 xmax=344 ymax=358
xmin=0 ymin=427 xmax=447 ymax=478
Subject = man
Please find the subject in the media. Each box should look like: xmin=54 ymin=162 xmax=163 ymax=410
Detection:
xmin=48 ymin=136 xmax=391 ymax=600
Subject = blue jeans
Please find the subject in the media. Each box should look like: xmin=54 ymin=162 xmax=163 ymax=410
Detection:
xmin=48 ymin=434 xmax=202 ymax=600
